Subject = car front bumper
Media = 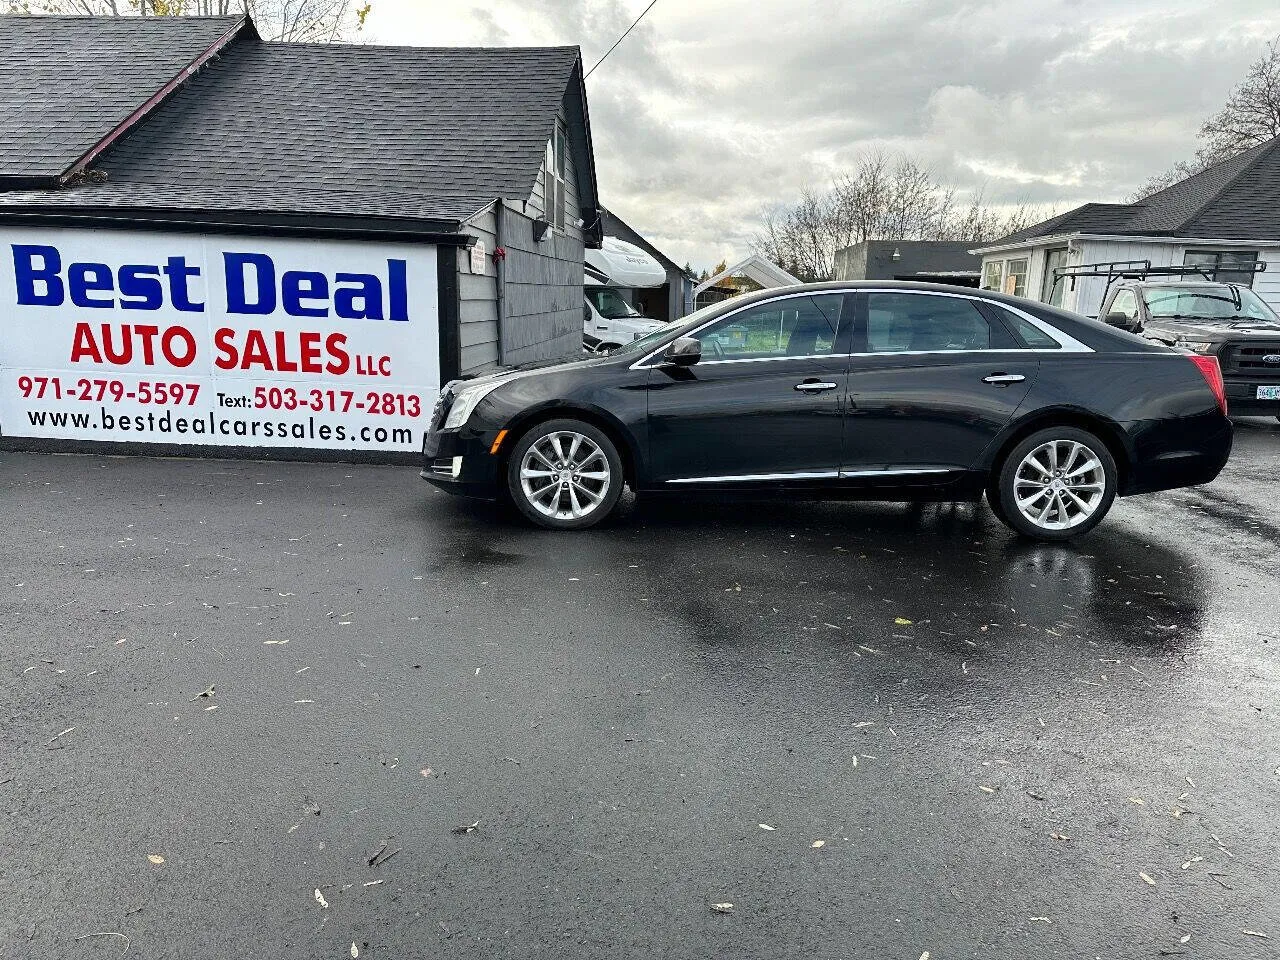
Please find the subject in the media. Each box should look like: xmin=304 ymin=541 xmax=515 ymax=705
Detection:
xmin=420 ymin=427 xmax=503 ymax=499
xmin=1224 ymin=377 xmax=1280 ymax=416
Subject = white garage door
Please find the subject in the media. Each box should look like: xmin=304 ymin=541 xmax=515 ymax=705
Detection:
xmin=0 ymin=226 xmax=440 ymax=453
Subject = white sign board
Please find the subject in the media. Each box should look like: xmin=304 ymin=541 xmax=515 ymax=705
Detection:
xmin=470 ymin=239 xmax=487 ymax=275
xmin=0 ymin=227 xmax=440 ymax=453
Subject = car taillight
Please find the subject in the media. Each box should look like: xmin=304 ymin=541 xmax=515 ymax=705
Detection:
xmin=1188 ymin=354 xmax=1227 ymax=414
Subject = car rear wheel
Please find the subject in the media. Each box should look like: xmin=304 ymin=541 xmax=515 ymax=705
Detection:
xmin=992 ymin=427 xmax=1117 ymax=541
xmin=506 ymin=419 xmax=624 ymax=529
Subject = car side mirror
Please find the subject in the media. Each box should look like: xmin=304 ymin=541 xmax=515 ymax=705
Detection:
xmin=661 ymin=337 xmax=701 ymax=366
xmin=1105 ymin=312 xmax=1137 ymax=330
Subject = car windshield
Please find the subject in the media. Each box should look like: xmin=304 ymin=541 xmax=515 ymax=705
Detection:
xmin=587 ymin=288 xmax=642 ymax=319
xmin=601 ymin=298 xmax=730 ymax=357
xmin=1141 ymin=284 xmax=1278 ymax=322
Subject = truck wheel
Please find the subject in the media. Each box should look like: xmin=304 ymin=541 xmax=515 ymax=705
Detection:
xmin=992 ymin=427 xmax=1117 ymax=541
xmin=506 ymin=419 xmax=623 ymax=529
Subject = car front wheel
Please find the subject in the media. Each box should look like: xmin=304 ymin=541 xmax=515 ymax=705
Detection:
xmin=991 ymin=427 xmax=1118 ymax=541
xmin=506 ymin=419 xmax=624 ymax=529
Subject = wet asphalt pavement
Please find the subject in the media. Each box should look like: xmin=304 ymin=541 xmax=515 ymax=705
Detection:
xmin=2 ymin=419 xmax=1279 ymax=960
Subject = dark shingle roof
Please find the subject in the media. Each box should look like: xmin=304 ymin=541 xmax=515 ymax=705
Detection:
xmin=0 ymin=15 xmax=242 ymax=181
xmin=0 ymin=24 xmax=585 ymax=226
xmin=983 ymin=135 xmax=1280 ymax=246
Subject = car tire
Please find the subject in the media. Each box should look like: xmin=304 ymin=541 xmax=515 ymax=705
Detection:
xmin=992 ymin=427 xmax=1118 ymax=541
xmin=506 ymin=418 xmax=624 ymax=530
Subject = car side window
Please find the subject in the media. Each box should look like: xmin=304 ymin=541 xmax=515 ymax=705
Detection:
xmin=981 ymin=303 xmax=1062 ymax=349
xmin=864 ymin=293 xmax=1004 ymax=352
xmin=1110 ymin=289 xmax=1139 ymax=320
xmin=693 ymin=295 xmax=844 ymax=360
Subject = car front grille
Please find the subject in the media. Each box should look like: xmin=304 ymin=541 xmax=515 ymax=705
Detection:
xmin=1221 ymin=340 xmax=1280 ymax=375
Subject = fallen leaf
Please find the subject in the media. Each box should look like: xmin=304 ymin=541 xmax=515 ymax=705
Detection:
xmin=1128 ymin=797 xmax=1145 ymax=805
xmin=1242 ymin=930 xmax=1270 ymax=939
xmin=314 ymin=888 xmax=328 ymax=908
xmin=351 ymin=943 xmax=359 ymax=958
xmin=190 ymin=685 xmax=215 ymax=701
xmin=711 ymin=903 xmax=733 ymax=913
xmin=895 ymin=617 xmax=913 ymax=625
xmin=1050 ymin=833 xmax=1071 ymax=841
xmin=452 ymin=821 xmax=481 ymax=834
xmin=421 ymin=768 xmax=434 ymax=777
xmin=1180 ymin=934 xmax=1191 ymax=944
xmin=147 ymin=855 xmax=164 ymax=865
xmin=979 ymin=786 xmax=997 ymax=794
xmin=810 ymin=840 xmax=825 ymax=848
xmin=758 ymin=824 xmax=775 ymax=831
xmin=1140 ymin=872 xmax=1156 ymax=886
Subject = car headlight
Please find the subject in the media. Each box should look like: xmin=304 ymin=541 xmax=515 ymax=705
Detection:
xmin=443 ymin=379 xmax=505 ymax=429
xmin=1176 ymin=340 xmax=1216 ymax=354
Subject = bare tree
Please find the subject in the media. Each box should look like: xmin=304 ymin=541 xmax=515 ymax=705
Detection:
xmin=1132 ymin=34 xmax=1280 ymax=199
xmin=3 ymin=0 xmax=372 ymax=43
xmin=752 ymin=152 xmax=1052 ymax=282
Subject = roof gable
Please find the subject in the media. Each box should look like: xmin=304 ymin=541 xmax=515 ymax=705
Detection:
xmin=983 ymin=135 xmax=1280 ymax=247
xmin=0 ymin=24 xmax=590 ymax=228
xmin=0 ymin=14 xmax=244 ymax=183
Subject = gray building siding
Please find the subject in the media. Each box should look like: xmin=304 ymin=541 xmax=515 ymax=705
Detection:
xmin=458 ymin=204 xmax=501 ymax=374
xmin=455 ymin=92 xmax=595 ymax=375
xmin=498 ymin=202 xmax=585 ymax=365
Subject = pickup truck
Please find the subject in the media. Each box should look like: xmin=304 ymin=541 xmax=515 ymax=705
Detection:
xmin=1100 ymin=279 xmax=1280 ymax=420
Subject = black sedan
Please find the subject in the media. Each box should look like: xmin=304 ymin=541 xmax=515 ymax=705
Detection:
xmin=421 ymin=282 xmax=1233 ymax=540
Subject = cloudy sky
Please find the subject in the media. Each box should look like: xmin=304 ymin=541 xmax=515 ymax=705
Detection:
xmin=366 ymin=0 xmax=1280 ymax=271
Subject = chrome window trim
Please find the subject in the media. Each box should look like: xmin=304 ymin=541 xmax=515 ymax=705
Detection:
xmin=664 ymin=466 xmax=956 ymax=484
xmin=631 ymin=287 xmax=1092 ymax=370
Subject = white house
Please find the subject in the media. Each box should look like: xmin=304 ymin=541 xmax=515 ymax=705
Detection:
xmin=971 ymin=137 xmax=1280 ymax=317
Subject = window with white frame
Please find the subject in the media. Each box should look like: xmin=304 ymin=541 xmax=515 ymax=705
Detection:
xmin=981 ymin=257 xmax=1029 ymax=297
xmin=981 ymin=260 xmax=1003 ymax=291
xmin=545 ymin=121 xmax=568 ymax=231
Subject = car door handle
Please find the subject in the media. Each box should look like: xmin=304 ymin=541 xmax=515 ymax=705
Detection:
xmin=982 ymin=374 xmax=1026 ymax=385
xmin=794 ymin=381 xmax=839 ymax=393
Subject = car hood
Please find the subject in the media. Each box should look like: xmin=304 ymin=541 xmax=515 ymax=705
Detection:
xmin=448 ymin=353 xmax=614 ymax=392
xmin=1149 ymin=318 xmax=1280 ymax=340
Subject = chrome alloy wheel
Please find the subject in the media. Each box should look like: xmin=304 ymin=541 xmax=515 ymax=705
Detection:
xmin=519 ymin=431 xmax=612 ymax=521
xmin=1013 ymin=439 xmax=1107 ymax=531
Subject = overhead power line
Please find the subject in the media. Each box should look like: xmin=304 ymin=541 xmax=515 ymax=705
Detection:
xmin=585 ymin=0 xmax=660 ymax=79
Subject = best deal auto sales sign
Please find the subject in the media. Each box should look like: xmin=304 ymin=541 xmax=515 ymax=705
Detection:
xmin=0 ymin=227 xmax=440 ymax=452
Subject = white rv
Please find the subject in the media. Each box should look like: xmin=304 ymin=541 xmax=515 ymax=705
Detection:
xmin=583 ymin=237 xmax=667 ymax=352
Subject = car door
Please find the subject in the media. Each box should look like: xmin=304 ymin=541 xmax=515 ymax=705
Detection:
xmin=842 ymin=291 xmax=1040 ymax=479
xmin=644 ymin=292 xmax=851 ymax=485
